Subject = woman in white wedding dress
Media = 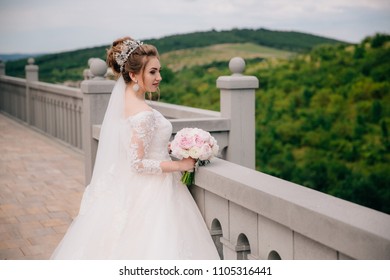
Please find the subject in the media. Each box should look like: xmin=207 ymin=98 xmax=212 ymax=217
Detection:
xmin=51 ymin=37 xmax=220 ymax=260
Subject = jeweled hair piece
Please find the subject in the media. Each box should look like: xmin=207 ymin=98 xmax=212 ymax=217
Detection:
xmin=115 ymin=39 xmax=143 ymax=72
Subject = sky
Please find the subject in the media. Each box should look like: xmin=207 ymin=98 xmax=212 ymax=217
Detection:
xmin=0 ymin=0 xmax=389 ymax=54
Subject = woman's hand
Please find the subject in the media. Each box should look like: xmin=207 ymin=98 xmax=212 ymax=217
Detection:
xmin=178 ymin=157 xmax=196 ymax=172
xmin=160 ymin=157 xmax=196 ymax=173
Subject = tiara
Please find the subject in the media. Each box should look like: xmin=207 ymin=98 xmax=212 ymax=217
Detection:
xmin=115 ymin=39 xmax=143 ymax=72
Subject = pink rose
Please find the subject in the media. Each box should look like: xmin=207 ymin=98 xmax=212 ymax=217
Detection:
xmin=179 ymin=135 xmax=195 ymax=149
xmin=194 ymin=134 xmax=205 ymax=147
xmin=199 ymin=144 xmax=212 ymax=160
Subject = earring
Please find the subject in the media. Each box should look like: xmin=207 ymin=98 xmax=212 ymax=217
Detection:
xmin=133 ymin=81 xmax=139 ymax=92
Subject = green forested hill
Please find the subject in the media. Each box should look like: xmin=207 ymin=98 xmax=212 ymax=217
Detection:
xmin=4 ymin=28 xmax=344 ymax=83
xmin=254 ymin=37 xmax=390 ymax=214
xmin=148 ymin=28 xmax=344 ymax=53
xmin=159 ymin=33 xmax=390 ymax=214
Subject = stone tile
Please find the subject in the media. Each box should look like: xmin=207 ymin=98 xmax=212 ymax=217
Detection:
xmin=40 ymin=218 xmax=71 ymax=228
xmin=0 ymin=222 xmax=20 ymax=234
xmin=48 ymin=211 xmax=72 ymax=219
xmin=27 ymin=233 xmax=64 ymax=247
xmin=19 ymin=225 xmax=56 ymax=239
xmin=0 ymin=114 xmax=85 ymax=260
xmin=0 ymin=248 xmax=25 ymax=260
xmin=24 ymin=206 xmax=49 ymax=215
xmin=0 ymin=216 xmax=18 ymax=225
xmin=0 ymin=204 xmax=26 ymax=216
xmin=45 ymin=203 xmax=72 ymax=213
xmin=52 ymin=225 xmax=70 ymax=234
xmin=0 ymin=238 xmax=30 ymax=250
xmin=16 ymin=213 xmax=51 ymax=223
xmin=20 ymin=243 xmax=54 ymax=258
xmin=17 ymin=221 xmax=43 ymax=232
xmin=0 ymin=228 xmax=23 ymax=240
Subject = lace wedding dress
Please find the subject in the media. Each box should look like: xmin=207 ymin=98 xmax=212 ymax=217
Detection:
xmin=51 ymin=108 xmax=220 ymax=259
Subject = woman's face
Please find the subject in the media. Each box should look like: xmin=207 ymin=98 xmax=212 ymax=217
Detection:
xmin=137 ymin=57 xmax=162 ymax=93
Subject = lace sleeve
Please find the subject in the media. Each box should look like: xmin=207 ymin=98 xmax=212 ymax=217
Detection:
xmin=127 ymin=111 xmax=162 ymax=174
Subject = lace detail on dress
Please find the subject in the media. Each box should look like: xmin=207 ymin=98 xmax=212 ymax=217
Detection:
xmin=126 ymin=111 xmax=162 ymax=174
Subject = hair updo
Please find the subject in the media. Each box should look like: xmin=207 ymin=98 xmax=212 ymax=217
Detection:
xmin=106 ymin=36 xmax=159 ymax=84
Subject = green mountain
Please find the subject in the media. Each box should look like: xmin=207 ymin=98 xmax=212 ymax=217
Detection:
xmin=4 ymin=28 xmax=345 ymax=83
xmin=148 ymin=28 xmax=345 ymax=53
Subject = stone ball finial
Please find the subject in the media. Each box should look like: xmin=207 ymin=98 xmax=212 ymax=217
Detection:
xmin=88 ymin=57 xmax=98 ymax=67
xmin=90 ymin=58 xmax=107 ymax=78
xmin=229 ymin=57 xmax=245 ymax=76
xmin=27 ymin=58 xmax=35 ymax=65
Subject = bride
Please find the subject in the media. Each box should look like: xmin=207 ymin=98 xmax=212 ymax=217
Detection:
xmin=51 ymin=37 xmax=220 ymax=260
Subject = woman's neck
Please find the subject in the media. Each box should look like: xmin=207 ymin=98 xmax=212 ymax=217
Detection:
xmin=126 ymin=84 xmax=145 ymax=101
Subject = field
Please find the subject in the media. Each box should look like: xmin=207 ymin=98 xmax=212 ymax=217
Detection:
xmin=161 ymin=43 xmax=294 ymax=71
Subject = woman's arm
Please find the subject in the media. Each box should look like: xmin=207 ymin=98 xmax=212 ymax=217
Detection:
xmin=127 ymin=112 xmax=194 ymax=174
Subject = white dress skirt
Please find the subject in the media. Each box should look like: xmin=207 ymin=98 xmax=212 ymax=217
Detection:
xmin=51 ymin=109 xmax=220 ymax=260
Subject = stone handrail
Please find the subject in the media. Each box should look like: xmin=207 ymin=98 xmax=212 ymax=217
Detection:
xmin=191 ymin=158 xmax=390 ymax=260
xmin=149 ymin=100 xmax=221 ymax=119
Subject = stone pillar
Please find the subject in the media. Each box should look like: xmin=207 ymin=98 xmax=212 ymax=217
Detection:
xmin=25 ymin=58 xmax=39 ymax=124
xmin=0 ymin=59 xmax=5 ymax=75
xmin=81 ymin=58 xmax=115 ymax=184
xmin=217 ymin=57 xmax=259 ymax=169
xmin=25 ymin=58 xmax=39 ymax=82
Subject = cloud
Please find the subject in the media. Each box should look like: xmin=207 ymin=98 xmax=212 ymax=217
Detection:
xmin=0 ymin=0 xmax=389 ymax=53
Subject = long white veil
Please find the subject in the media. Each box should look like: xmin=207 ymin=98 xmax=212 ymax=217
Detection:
xmin=89 ymin=76 xmax=126 ymax=186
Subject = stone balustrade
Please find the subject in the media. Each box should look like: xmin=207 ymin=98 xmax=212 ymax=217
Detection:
xmin=191 ymin=158 xmax=390 ymax=260
xmin=0 ymin=56 xmax=389 ymax=260
xmin=0 ymin=58 xmax=83 ymax=150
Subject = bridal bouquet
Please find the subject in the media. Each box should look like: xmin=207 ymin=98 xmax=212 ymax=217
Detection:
xmin=170 ymin=128 xmax=219 ymax=186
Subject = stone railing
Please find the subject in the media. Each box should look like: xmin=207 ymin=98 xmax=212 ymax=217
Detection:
xmin=190 ymin=158 xmax=390 ymax=260
xmin=1 ymin=57 xmax=389 ymax=260
xmin=0 ymin=58 xmax=83 ymax=150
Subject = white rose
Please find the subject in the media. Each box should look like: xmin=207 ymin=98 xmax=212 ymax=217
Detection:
xmin=188 ymin=146 xmax=201 ymax=159
xmin=181 ymin=149 xmax=190 ymax=158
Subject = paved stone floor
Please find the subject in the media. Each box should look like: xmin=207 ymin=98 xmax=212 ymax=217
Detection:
xmin=0 ymin=113 xmax=85 ymax=259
